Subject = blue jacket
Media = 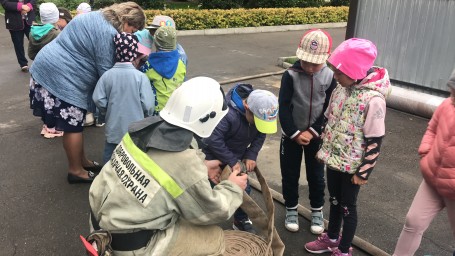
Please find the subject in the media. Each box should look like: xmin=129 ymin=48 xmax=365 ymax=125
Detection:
xmin=202 ymin=86 xmax=266 ymax=168
xmin=93 ymin=62 xmax=155 ymax=144
xmin=30 ymin=11 xmax=117 ymax=109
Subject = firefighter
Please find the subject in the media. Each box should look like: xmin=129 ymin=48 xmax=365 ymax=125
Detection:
xmin=88 ymin=76 xmax=248 ymax=255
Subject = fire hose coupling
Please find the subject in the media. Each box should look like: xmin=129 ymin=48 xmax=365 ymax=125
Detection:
xmin=238 ymin=160 xmax=248 ymax=175
xmin=80 ymin=229 xmax=114 ymax=256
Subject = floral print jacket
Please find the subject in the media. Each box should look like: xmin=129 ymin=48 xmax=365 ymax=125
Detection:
xmin=317 ymin=67 xmax=391 ymax=173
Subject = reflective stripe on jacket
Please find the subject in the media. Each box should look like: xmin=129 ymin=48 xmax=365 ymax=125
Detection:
xmin=89 ymin=133 xmax=243 ymax=254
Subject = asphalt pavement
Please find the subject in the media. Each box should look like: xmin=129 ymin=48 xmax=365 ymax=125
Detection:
xmin=0 ymin=17 xmax=453 ymax=256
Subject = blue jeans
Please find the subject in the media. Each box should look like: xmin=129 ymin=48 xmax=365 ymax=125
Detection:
xmin=103 ymin=142 xmax=118 ymax=164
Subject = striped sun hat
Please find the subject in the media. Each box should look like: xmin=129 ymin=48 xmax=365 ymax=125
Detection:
xmin=296 ymin=29 xmax=332 ymax=64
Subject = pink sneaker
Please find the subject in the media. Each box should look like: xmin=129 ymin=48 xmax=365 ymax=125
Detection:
xmin=43 ymin=127 xmax=64 ymax=139
xmin=329 ymin=247 xmax=353 ymax=256
xmin=305 ymin=233 xmax=341 ymax=254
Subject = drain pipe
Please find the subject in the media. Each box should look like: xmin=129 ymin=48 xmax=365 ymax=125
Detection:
xmin=219 ymin=70 xmax=285 ymax=86
xmin=386 ymin=85 xmax=445 ymax=119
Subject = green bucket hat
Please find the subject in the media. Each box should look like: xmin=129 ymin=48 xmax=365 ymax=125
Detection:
xmin=154 ymin=26 xmax=177 ymax=51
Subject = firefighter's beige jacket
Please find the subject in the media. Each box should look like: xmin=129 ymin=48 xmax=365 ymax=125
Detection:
xmin=89 ymin=133 xmax=243 ymax=255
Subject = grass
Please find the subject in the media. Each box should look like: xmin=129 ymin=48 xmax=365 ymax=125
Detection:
xmin=0 ymin=5 xmax=4 ymax=14
xmin=285 ymin=57 xmax=299 ymax=64
xmin=165 ymin=1 xmax=199 ymax=9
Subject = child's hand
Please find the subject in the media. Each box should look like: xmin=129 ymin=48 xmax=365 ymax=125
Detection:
xmin=208 ymin=168 xmax=221 ymax=184
xmin=21 ymin=4 xmax=30 ymax=12
xmin=351 ymin=175 xmax=368 ymax=185
xmin=205 ymin=160 xmax=222 ymax=184
xmin=232 ymin=162 xmax=242 ymax=174
xmin=243 ymin=159 xmax=256 ymax=172
xmin=295 ymin=131 xmax=313 ymax=145
xmin=228 ymin=169 xmax=248 ymax=190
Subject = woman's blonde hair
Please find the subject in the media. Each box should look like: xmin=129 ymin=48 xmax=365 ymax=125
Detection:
xmin=102 ymin=2 xmax=146 ymax=32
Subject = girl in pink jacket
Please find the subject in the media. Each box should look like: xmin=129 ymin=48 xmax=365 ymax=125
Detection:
xmin=393 ymin=70 xmax=455 ymax=255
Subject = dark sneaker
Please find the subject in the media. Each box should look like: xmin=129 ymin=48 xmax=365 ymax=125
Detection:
xmin=83 ymin=112 xmax=95 ymax=126
xmin=233 ymin=218 xmax=256 ymax=234
xmin=329 ymin=247 xmax=353 ymax=256
xmin=95 ymin=120 xmax=105 ymax=127
xmin=305 ymin=233 xmax=341 ymax=254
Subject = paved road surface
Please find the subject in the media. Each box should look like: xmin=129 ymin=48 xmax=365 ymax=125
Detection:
xmin=0 ymin=17 xmax=453 ymax=255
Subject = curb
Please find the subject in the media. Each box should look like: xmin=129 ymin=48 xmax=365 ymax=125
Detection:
xmin=177 ymin=22 xmax=347 ymax=36
xmin=0 ymin=11 xmax=345 ymax=36
xmin=219 ymin=70 xmax=285 ymax=86
xmin=249 ymin=178 xmax=391 ymax=256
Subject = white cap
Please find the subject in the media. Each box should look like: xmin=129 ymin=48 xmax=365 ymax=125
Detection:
xmin=77 ymin=2 xmax=91 ymax=14
xmin=146 ymin=15 xmax=176 ymax=29
xmin=40 ymin=3 xmax=59 ymax=24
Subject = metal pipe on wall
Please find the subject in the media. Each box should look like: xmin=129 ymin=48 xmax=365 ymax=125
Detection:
xmin=387 ymin=85 xmax=445 ymax=119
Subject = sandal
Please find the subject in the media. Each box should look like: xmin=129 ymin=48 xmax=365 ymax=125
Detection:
xmin=83 ymin=160 xmax=102 ymax=172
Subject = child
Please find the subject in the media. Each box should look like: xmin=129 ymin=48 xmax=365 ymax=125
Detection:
xmin=28 ymin=2 xmax=63 ymax=138
xmin=202 ymin=84 xmax=278 ymax=233
xmin=279 ymin=29 xmax=336 ymax=234
xmin=141 ymin=26 xmax=186 ymax=116
xmin=145 ymin=15 xmax=188 ymax=67
xmin=393 ymin=70 xmax=455 ymax=256
xmin=28 ymin=2 xmax=60 ymax=60
xmin=76 ymin=2 xmax=91 ymax=15
xmin=56 ymin=7 xmax=72 ymax=30
xmin=305 ymin=38 xmax=391 ymax=256
xmin=133 ymin=30 xmax=152 ymax=69
xmin=75 ymin=2 xmax=99 ymax=127
xmin=136 ymin=15 xmax=188 ymax=71
xmin=93 ymin=32 xmax=155 ymax=164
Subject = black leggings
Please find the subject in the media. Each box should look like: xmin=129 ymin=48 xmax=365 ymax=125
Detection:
xmin=326 ymin=168 xmax=360 ymax=253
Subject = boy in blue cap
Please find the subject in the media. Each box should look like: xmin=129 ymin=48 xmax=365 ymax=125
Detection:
xmin=202 ymin=84 xmax=278 ymax=233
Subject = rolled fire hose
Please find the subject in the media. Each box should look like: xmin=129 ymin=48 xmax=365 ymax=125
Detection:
xmin=221 ymin=166 xmax=285 ymax=256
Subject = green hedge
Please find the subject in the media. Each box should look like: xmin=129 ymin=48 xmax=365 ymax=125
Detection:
xmin=35 ymin=0 xmax=164 ymax=11
xmin=144 ymin=6 xmax=348 ymax=30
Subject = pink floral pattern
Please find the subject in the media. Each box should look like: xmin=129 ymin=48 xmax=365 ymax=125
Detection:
xmin=316 ymin=67 xmax=391 ymax=173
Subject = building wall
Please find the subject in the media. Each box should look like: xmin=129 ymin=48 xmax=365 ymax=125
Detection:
xmin=351 ymin=0 xmax=455 ymax=93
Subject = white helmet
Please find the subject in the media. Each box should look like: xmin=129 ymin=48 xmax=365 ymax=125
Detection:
xmin=159 ymin=76 xmax=228 ymax=138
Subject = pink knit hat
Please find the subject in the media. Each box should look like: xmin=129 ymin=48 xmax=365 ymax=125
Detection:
xmin=327 ymin=38 xmax=377 ymax=80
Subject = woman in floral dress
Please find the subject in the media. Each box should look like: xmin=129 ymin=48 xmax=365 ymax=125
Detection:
xmin=29 ymin=2 xmax=146 ymax=183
